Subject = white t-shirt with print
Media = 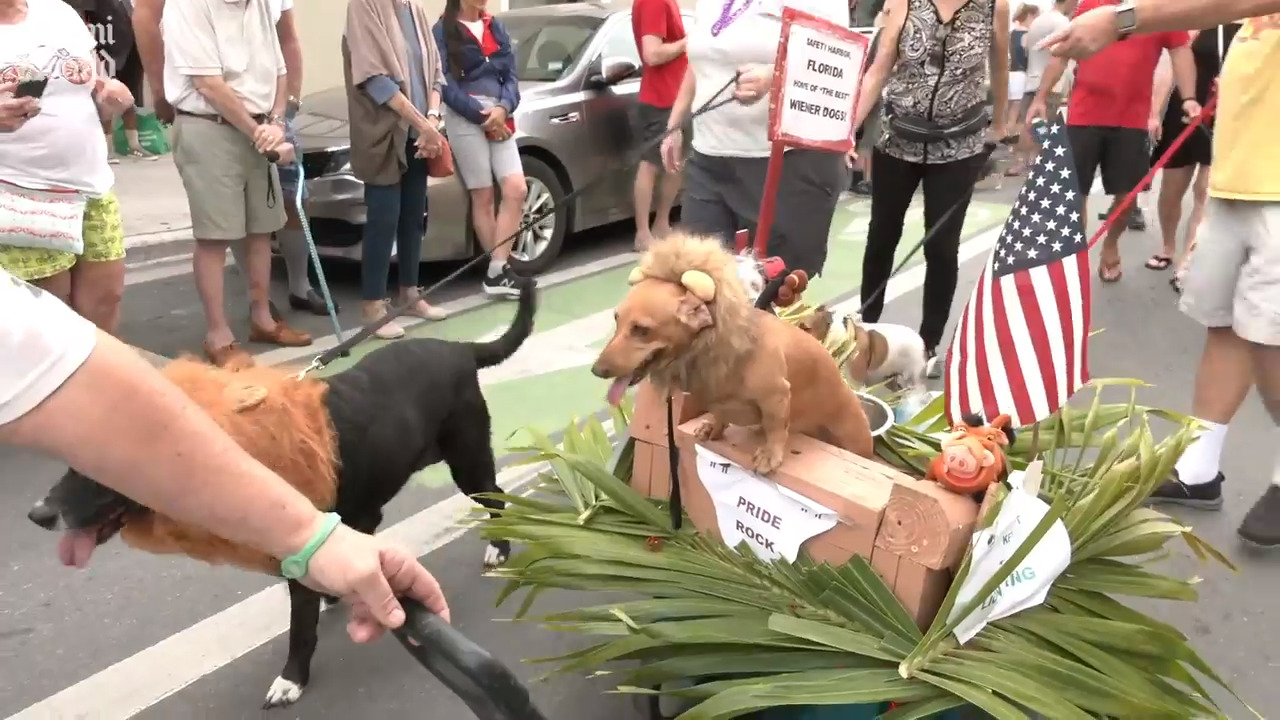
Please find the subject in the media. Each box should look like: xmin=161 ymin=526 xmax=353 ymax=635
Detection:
xmin=0 ymin=268 xmax=98 ymax=427
xmin=0 ymin=0 xmax=112 ymax=195
xmin=688 ymin=0 xmax=851 ymax=158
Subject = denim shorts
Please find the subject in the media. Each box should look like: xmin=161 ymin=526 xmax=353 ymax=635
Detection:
xmin=279 ymin=113 xmax=306 ymax=202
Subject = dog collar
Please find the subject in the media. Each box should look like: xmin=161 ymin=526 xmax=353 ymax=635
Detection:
xmin=281 ymin=512 xmax=343 ymax=580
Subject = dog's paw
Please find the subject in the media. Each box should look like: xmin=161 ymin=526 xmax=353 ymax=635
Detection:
xmin=692 ymin=418 xmax=725 ymax=442
xmin=482 ymin=542 xmax=509 ymax=569
xmin=751 ymin=444 xmax=784 ymax=475
xmin=262 ymin=676 xmax=305 ymax=709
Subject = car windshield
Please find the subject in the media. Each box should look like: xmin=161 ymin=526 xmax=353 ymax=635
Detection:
xmin=502 ymin=14 xmax=603 ymax=82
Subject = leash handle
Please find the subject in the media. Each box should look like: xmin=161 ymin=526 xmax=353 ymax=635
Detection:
xmin=393 ymin=598 xmax=548 ymax=720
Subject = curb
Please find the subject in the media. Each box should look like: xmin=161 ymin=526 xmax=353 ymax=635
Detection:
xmin=124 ymin=229 xmax=194 ymax=266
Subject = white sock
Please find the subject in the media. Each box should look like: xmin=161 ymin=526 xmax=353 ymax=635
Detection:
xmin=278 ymin=229 xmax=314 ymax=297
xmin=487 ymin=259 xmax=504 ymax=278
xmin=125 ymin=128 xmax=141 ymax=149
xmin=1174 ymin=420 xmax=1228 ymax=485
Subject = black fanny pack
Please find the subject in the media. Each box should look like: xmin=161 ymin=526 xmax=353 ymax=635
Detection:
xmin=885 ymin=102 xmax=990 ymax=144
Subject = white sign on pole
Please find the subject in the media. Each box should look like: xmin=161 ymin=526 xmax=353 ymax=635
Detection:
xmin=770 ymin=9 xmax=870 ymax=151
xmin=947 ymin=462 xmax=1073 ymax=644
xmin=694 ymin=445 xmax=838 ymax=562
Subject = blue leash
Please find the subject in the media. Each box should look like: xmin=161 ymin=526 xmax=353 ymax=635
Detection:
xmin=292 ymin=162 xmax=344 ymax=342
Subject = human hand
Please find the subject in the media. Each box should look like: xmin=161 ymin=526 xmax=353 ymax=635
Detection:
xmin=303 ymin=523 xmax=449 ymax=643
xmin=1039 ymin=6 xmax=1120 ymax=59
xmin=1023 ymin=97 xmax=1047 ymax=126
xmin=414 ymin=129 xmax=442 ymax=159
xmin=153 ymin=94 xmax=176 ymax=124
xmin=845 ymin=147 xmax=858 ymax=169
xmin=0 ymin=82 xmax=40 ymax=132
xmin=253 ymin=122 xmax=285 ymax=154
xmin=1182 ymin=99 xmax=1203 ymax=123
xmin=734 ymin=64 xmax=772 ymax=105
xmin=1147 ymin=115 xmax=1162 ymax=142
xmin=271 ymin=142 xmax=296 ymax=165
xmin=985 ymin=122 xmax=1007 ymax=146
xmin=660 ymin=128 xmax=684 ymax=173
xmin=480 ymin=105 xmax=508 ymax=133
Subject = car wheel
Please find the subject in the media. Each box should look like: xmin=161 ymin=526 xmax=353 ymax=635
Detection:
xmin=506 ymin=155 xmax=568 ymax=276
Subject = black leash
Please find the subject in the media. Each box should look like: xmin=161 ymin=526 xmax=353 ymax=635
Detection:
xmin=660 ymin=141 xmax=999 ymax=531
xmin=297 ymin=75 xmax=741 ymax=377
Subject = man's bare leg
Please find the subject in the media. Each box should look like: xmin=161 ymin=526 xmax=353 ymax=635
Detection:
xmin=652 ymin=165 xmax=682 ymax=238
xmin=193 ymin=240 xmax=235 ymax=350
xmin=1239 ymin=344 xmax=1280 ymax=547
xmin=633 ymin=160 xmax=659 ymax=251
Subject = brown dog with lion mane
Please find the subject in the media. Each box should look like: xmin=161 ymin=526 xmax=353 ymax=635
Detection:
xmin=592 ymin=233 xmax=875 ymax=474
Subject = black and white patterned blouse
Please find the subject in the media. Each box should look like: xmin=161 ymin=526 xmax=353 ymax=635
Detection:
xmin=878 ymin=0 xmax=993 ymax=165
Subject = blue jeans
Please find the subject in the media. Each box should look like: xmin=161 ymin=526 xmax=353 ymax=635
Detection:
xmin=361 ymin=140 xmax=429 ymax=301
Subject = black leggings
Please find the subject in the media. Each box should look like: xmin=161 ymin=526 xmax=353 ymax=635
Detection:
xmin=860 ymin=149 xmax=985 ymax=351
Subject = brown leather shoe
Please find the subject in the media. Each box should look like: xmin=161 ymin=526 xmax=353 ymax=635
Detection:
xmin=249 ymin=321 xmax=313 ymax=347
xmin=204 ymin=342 xmax=255 ymax=371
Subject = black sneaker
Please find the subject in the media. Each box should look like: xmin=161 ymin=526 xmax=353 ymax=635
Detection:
xmin=1238 ymin=486 xmax=1280 ymax=548
xmin=1147 ymin=471 xmax=1224 ymax=509
xmin=925 ymin=348 xmax=942 ymax=379
xmin=852 ymin=180 xmax=872 ymax=196
xmin=1128 ymin=207 xmax=1147 ymax=232
xmin=482 ymin=266 xmax=523 ymax=299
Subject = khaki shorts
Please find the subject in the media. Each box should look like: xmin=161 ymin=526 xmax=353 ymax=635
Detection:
xmin=1180 ymin=198 xmax=1280 ymax=346
xmin=172 ymin=114 xmax=286 ymax=241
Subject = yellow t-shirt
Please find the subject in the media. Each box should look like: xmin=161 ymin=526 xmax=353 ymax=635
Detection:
xmin=1211 ymin=15 xmax=1280 ymax=200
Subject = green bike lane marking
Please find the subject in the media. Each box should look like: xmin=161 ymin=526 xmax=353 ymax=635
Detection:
xmin=319 ymin=197 xmax=1010 ymax=488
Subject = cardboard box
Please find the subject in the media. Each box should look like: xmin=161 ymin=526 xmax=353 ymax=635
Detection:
xmin=672 ymin=414 xmax=977 ymax=630
xmin=630 ymin=439 xmax=676 ymax=500
xmin=630 ymin=381 xmax=704 ymax=447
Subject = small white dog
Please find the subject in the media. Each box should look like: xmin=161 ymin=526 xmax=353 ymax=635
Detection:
xmin=798 ymin=307 xmax=930 ymax=391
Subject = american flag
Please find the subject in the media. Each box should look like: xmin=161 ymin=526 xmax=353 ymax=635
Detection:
xmin=944 ymin=122 xmax=1092 ymax=428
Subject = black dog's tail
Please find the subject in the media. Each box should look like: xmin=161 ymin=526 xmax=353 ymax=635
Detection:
xmin=471 ymin=278 xmax=537 ymax=368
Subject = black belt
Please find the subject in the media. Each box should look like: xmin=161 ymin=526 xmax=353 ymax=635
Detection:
xmin=175 ymin=109 xmax=270 ymax=125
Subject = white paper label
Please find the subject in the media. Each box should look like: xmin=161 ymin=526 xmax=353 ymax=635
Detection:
xmin=775 ymin=23 xmax=866 ymax=146
xmin=694 ymin=446 xmax=838 ymax=562
xmin=948 ymin=462 xmax=1072 ymax=644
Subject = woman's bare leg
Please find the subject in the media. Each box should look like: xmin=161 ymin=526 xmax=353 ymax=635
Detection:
xmin=69 ymin=258 xmax=126 ymax=334
xmin=1156 ymin=167 xmax=1194 ymax=259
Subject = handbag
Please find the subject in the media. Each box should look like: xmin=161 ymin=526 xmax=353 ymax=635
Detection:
xmin=885 ymin=102 xmax=990 ymax=144
xmin=427 ymin=137 xmax=455 ymax=178
xmin=0 ymin=181 xmax=87 ymax=254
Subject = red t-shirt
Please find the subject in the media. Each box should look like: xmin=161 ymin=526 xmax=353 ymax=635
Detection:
xmin=632 ymin=0 xmax=688 ymax=108
xmin=1066 ymin=0 xmax=1190 ymax=129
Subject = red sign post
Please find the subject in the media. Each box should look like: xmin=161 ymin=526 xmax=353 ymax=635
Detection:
xmin=750 ymin=9 xmax=870 ymax=259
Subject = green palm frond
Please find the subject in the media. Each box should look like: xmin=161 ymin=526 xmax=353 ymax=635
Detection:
xmin=480 ymin=382 xmax=1248 ymax=719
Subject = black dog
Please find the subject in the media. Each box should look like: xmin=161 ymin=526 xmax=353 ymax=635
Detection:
xmin=27 ymin=279 xmax=536 ymax=709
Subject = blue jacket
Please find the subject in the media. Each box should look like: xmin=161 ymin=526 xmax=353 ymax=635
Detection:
xmin=432 ymin=15 xmax=521 ymax=126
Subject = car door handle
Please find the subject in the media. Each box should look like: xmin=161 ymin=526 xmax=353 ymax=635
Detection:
xmin=549 ymin=112 xmax=580 ymax=124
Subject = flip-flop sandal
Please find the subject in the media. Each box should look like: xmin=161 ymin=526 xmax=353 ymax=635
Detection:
xmin=1145 ymin=254 xmax=1173 ymax=270
xmin=1098 ymin=262 xmax=1123 ymax=283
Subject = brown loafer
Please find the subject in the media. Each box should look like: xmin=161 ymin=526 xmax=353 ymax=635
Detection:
xmin=204 ymin=342 xmax=255 ymax=371
xmin=249 ymin=321 xmax=313 ymax=347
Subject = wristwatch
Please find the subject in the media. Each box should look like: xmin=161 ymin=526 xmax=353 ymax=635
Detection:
xmin=1113 ymin=1 xmax=1138 ymax=40
xmin=286 ymin=96 xmax=302 ymax=114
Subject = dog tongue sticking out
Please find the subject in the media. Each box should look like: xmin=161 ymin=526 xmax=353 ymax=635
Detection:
xmin=57 ymin=529 xmax=100 ymax=569
xmin=606 ymin=378 xmax=631 ymax=407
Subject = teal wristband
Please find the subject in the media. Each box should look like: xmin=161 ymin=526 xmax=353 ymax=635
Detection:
xmin=280 ymin=512 xmax=342 ymax=580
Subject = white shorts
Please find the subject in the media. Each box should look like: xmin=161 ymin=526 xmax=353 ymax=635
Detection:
xmin=1180 ymin=198 xmax=1280 ymax=346
xmin=1008 ymin=71 xmax=1027 ymax=101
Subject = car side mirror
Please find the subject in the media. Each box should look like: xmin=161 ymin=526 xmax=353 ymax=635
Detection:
xmin=588 ymin=56 xmax=639 ymax=89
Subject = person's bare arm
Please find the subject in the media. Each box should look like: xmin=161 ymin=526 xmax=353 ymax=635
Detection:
xmin=989 ymin=0 xmax=1011 ymax=132
xmin=854 ymin=0 xmax=905 ymax=130
xmin=1150 ymin=50 xmax=1173 ymax=120
xmin=270 ymin=37 xmax=288 ymax=120
xmin=1135 ymin=0 xmax=1280 ymax=32
xmin=277 ymin=9 xmax=303 ymax=101
xmin=131 ymin=0 xmax=166 ymax=100
xmin=665 ymin=65 xmax=696 ymax=130
xmin=1033 ymin=56 xmax=1069 ymax=104
xmin=1167 ymin=42 xmax=1198 ymax=106
xmin=640 ymin=35 xmax=687 ymax=66
xmin=189 ymin=77 xmax=262 ymax=136
xmin=0 ymin=333 xmax=324 ymax=560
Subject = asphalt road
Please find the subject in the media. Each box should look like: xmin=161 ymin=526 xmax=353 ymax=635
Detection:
xmin=4 ymin=188 xmax=1279 ymax=720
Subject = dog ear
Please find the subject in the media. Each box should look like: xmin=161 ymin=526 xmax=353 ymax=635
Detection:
xmin=866 ymin=329 xmax=891 ymax=371
xmin=679 ymin=270 xmax=716 ymax=302
xmin=676 ymin=293 xmax=714 ymax=331
xmin=628 ymin=267 xmax=646 ymax=285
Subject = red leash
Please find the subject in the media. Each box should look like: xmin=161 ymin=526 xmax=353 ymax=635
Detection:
xmin=1087 ymin=94 xmax=1217 ymax=250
